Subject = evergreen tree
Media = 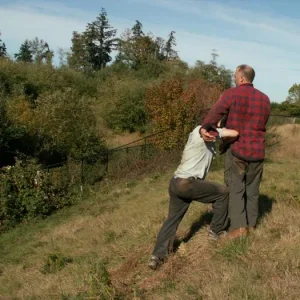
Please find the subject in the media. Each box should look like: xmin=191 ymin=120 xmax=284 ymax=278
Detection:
xmin=14 ymin=40 xmax=33 ymax=62
xmin=0 ymin=32 xmax=7 ymax=57
xmin=132 ymin=20 xmax=144 ymax=38
xmin=164 ymin=31 xmax=178 ymax=60
xmin=83 ymin=8 xmax=117 ymax=70
xmin=68 ymin=31 xmax=89 ymax=70
xmin=210 ymin=49 xmax=219 ymax=66
xmin=192 ymin=50 xmax=233 ymax=90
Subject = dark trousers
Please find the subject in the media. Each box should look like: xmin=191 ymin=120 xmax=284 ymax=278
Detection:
xmin=225 ymin=148 xmax=264 ymax=230
xmin=152 ymin=176 xmax=229 ymax=259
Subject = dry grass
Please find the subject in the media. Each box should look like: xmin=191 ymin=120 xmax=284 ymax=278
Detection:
xmin=0 ymin=124 xmax=300 ymax=299
xmin=270 ymin=124 xmax=300 ymax=159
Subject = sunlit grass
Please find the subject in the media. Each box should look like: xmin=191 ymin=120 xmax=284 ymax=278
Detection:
xmin=1 ymin=125 xmax=300 ymax=299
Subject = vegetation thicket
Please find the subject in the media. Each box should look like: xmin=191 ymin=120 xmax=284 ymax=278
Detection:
xmin=0 ymin=8 xmax=299 ymax=229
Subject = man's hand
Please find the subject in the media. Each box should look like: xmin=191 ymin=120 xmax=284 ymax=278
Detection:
xmin=199 ymin=127 xmax=216 ymax=142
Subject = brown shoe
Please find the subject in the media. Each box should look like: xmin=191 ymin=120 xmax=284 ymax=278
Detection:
xmin=227 ymin=227 xmax=248 ymax=240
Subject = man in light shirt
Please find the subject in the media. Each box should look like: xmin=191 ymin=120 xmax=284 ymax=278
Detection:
xmin=148 ymin=122 xmax=238 ymax=270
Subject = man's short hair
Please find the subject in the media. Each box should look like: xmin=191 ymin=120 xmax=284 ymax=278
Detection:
xmin=237 ymin=64 xmax=255 ymax=82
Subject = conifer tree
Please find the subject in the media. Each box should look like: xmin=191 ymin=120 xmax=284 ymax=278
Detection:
xmin=14 ymin=40 xmax=33 ymax=62
xmin=164 ymin=31 xmax=178 ymax=60
xmin=0 ymin=32 xmax=7 ymax=57
xmin=83 ymin=8 xmax=117 ymax=70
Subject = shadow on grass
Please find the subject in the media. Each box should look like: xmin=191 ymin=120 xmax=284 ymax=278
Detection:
xmin=170 ymin=193 xmax=275 ymax=253
xmin=257 ymin=193 xmax=275 ymax=224
xmin=170 ymin=211 xmax=213 ymax=253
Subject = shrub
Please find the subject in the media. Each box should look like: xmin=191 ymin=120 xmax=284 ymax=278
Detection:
xmin=35 ymin=89 xmax=107 ymax=160
xmin=0 ymin=159 xmax=73 ymax=229
xmin=146 ymin=77 xmax=223 ymax=149
xmin=104 ymin=80 xmax=148 ymax=133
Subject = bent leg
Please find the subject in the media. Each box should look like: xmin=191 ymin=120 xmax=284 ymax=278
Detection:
xmin=152 ymin=178 xmax=190 ymax=259
xmin=176 ymin=177 xmax=229 ymax=234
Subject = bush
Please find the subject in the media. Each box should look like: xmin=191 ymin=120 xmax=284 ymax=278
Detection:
xmin=104 ymin=80 xmax=148 ymax=133
xmin=0 ymin=159 xmax=73 ymax=229
xmin=0 ymin=59 xmax=97 ymax=99
xmin=0 ymin=60 xmax=104 ymax=167
xmin=146 ymin=77 xmax=223 ymax=149
xmin=35 ymin=89 xmax=107 ymax=160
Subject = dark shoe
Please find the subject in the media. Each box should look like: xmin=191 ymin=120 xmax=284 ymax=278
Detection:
xmin=227 ymin=227 xmax=248 ymax=240
xmin=208 ymin=229 xmax=227 ymax=240
xmin=148 ymin=255 xmax=164 ymax=270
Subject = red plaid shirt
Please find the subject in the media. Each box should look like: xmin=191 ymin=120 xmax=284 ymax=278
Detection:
xmin=203 ymin=83 xmax=270 ymax=161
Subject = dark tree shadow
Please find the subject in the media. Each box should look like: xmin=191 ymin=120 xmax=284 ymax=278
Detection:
xmin=257 ymin=193 xmax=276 ymax=224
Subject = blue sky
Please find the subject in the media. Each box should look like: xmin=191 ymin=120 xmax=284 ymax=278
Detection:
xmin=1 ymin=0 xmax=300 ymax=102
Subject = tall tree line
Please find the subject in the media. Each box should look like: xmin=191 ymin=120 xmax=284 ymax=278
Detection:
xmin=1 ymin=8 xmax=179 ymax=71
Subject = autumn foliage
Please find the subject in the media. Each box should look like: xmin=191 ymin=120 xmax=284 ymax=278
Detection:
xmin=146 ymin=77 xmax=223 ymax=149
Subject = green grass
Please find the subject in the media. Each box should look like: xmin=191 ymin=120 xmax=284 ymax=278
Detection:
xmin=1 ymin=138 xmax=300 ymax=299
xmin=216 ymin=237 xmax=249 ymax=262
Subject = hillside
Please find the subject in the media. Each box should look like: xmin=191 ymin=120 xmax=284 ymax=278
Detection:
xmin=0 ymin=125 xmax=300 ymax=299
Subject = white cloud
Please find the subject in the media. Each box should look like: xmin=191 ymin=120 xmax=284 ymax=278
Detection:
xmin=0 ymin=5 xmax=86 ymax=52
xmin=132 ymin=0 xmax=300 ymax=48
xmin=0 ymin=1 xmax=131 ymax=52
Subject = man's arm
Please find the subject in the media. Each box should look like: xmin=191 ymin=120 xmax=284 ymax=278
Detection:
xmin=221 ymin=128 xmax=239 ymax=139
xmin=218 ymin=128 xmax=239 ymax=154
xmin=200 ymin=90 xmax=232 ymax=141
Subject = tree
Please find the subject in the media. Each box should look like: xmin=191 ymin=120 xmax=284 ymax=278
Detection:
xmin=286 ymin=83 xmax=300 ymax=104
xmin=190 ymin=50 xmax=233 ymax=90
xmin=210 ymin=49 xmax=219 ymax=66
xmin=154 ymin=36 xmax=166 ymax=61
xmin=146 ymin=77 xmax=223 ymax=149
xmin=68 ymin=31 xmax=88 ymax=70
xmin=14 ymin=40 xmax=33 ymax=62
xmin=28 ymin=37 xmax=54 ymax=65
xmin=83 ymin=8 xmax=117 ymax=70
xmin=116 ymin=20 xmax=158 ymax=69
xmin=57 ymin=47 xmax=69 ymax=67
xmin=132 ymin=20 xmax=144 ymax=37
xmin=0 ymin=32 xmax=7 ymax=57
xmin=164 ymin=31 xmax=178 ymax=60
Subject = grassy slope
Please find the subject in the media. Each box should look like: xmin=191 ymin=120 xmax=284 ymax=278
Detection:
xmin=0 ymin=125 xmax=300 ymax=299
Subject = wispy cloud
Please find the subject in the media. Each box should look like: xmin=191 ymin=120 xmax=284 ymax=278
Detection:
xmin=0 ymin=0 xmax=298 ymax=102
xmin=0 ymin=3 xmax=87 ymax=51
xmin=132 ymin=0 xmax=300 ymax=48
xmin=0 ymin=1 xmax=132 ymax=52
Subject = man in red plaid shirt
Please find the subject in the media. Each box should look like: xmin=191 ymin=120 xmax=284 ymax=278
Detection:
xmin=200 ymin=65 xmax=270 ymax=239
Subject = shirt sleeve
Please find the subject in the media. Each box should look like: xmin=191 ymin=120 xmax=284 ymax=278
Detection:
xmin=203 ymin=90 xmax=232 ymax=125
